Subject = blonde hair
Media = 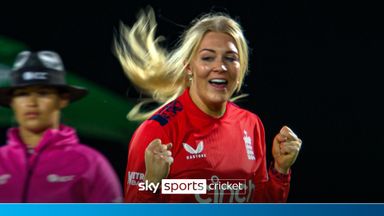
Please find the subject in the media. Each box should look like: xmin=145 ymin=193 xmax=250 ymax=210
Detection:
xmin=114 ymin=7 xmax=249 ymax=121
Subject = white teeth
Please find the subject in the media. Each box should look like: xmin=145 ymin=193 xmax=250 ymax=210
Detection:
xmin=209 ymin=79 xmax=227 ymax=84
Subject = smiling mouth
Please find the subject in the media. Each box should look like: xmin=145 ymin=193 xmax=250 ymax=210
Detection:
xmin=209 ymin=79 xmax=228 ymax=90
xmin=25 ymin=112 xmax=39 ymax=118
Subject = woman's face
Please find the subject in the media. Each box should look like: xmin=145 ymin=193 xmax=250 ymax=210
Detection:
xmin=187 ymin=31 xmax=240 ymax=114
xmin=10 ymin=86 xmax=68 ymax=133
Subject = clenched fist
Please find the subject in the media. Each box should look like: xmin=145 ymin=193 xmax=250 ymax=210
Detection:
xmin=272 ymin=126 xmax=302 ymax=174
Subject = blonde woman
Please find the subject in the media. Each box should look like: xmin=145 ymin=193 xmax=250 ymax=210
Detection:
xmin=115 ymin=7 xmax=302 ymax=203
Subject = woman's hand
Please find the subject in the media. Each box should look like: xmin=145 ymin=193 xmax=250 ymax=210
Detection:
xmin=272 ymin=126 xmax=302 ymax=174
xmin=144 ymin=139 xmax=173 ymax=184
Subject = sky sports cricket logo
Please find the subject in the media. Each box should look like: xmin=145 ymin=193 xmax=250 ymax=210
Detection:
xmin=138 ymin=177 xmax=246 ymax=195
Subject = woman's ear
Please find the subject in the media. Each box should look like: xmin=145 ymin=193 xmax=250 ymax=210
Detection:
xmin=185 ymin=63 xmax=192 ymax=74
xmin=9 ymin=99 xmax=15 ymax=110
xmin=59 ymin=94 xmax=70 ymax=109
xmin=185 ymin=64 xmax=193 ymax=83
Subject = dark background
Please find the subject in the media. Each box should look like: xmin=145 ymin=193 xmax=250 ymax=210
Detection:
xmin=0 ymin=0 xmax=383 ymax=202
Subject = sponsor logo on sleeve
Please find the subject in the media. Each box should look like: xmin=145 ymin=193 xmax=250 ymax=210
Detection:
xmin=149 ymin=100 xmax=183 ymax=126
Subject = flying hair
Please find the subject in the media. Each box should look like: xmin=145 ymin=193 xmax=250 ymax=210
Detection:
xmin=114 ymin=6 xmax=249 ymax=121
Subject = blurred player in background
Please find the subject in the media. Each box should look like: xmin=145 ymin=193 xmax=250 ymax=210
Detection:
xmin=0 ymin=50 xmax=122 ymax=202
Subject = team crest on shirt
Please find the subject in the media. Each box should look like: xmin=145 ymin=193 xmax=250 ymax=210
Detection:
xmin=243 ymin=130 xmax=256 ymax=160
xmin=183 ymin=141 xmax=207 ymax=160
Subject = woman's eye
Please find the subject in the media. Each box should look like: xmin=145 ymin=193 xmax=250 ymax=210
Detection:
xmin=38 ymin=92 xmax=47 ymax=95
xmin=13 ymin=92 xmax=28 ymax=97
xmin=37 ymin=91 xmax=51 ymax=96
xmin=225 ymin=56 xmax=238 ymax=62
xmin=201 ymin=56 xmax=214 ymax=61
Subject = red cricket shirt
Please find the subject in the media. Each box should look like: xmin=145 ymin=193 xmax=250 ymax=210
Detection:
xmin=125 ymin=89 xmax=290 ymax=203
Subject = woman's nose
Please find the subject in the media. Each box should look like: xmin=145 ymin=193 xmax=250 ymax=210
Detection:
xmin=25 ymin=94 xmax=38 ymax=107
xmin=213 ymin=60 xmax=228 ymax=72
